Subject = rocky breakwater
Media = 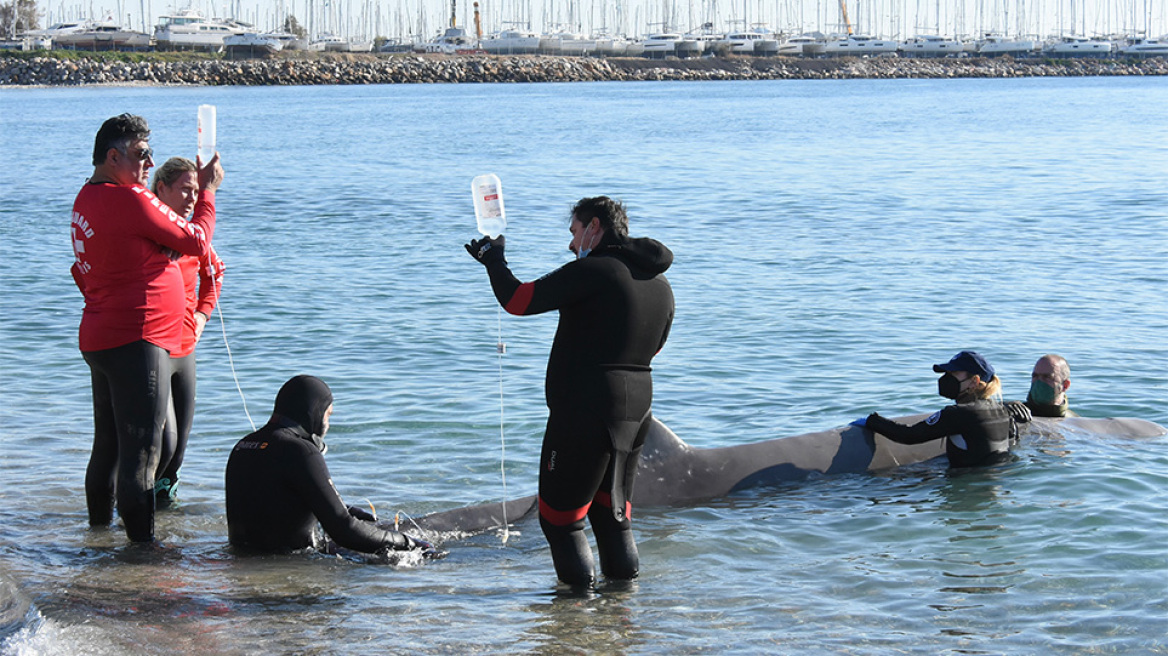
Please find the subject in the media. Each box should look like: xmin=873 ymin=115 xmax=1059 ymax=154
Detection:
xmin=1 ymin=53 xmax=1165 ymax=86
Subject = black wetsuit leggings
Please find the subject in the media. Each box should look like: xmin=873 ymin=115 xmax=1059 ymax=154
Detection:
xmin=83 ymin=340 xmax=169 ymax=542
xmin=538 ymin=371 xmax=653 ymax=586
xmin=158 ymin=352 xmax=196 ymax=484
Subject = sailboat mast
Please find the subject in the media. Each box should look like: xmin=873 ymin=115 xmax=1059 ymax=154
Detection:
xmin=839 ymin=0 xmax=853 ymax=33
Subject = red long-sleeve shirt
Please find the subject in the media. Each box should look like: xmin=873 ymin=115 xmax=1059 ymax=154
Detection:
xmin=174 ymin=247 xmax=225 ymax=358
xmin=71 ymin=182 xmax=216 ymax=354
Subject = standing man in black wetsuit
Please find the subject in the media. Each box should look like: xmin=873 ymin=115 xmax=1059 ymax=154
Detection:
xmin=466 ymin=196 xmax=675 ymax=587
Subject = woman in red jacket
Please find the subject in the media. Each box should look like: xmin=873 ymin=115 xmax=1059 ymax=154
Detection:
xmin=150 ymin=157 xmax=226 ymax=506
xmin=71 ymin=114 xmax=224 ymax=543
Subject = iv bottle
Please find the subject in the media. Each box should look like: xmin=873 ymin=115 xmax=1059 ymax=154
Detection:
xmin=197 ymin=105 xmax=216 ymax=164
xmin=472 ymin=174 xmax=506 ymax=238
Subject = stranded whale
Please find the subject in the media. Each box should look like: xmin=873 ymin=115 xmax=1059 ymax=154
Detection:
xmin=405 ymin=414 xmax=1167 ymax=534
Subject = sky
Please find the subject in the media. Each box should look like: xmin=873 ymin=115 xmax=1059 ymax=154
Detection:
xmin=36 ymin=0 xmax=1168 ymax=42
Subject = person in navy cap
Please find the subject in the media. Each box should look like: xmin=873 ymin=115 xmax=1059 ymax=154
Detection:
xmin=861 ymin=351 xmax=1029 ymax=468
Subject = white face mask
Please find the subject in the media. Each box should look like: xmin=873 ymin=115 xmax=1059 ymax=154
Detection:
xmin=576 ymin=223 xmax=599 ymax=260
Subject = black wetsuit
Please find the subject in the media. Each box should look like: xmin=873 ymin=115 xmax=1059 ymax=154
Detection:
xmin=867 ymin=399 xmax=1015 ymax=468
xmin=83 ymin=340 xmax=171 ymax=542
xmin=157 ymin=351 xmax=196 ymax=499
xmin=1025 ymin=396 xmax=1077 ymax=418
xmin=225 ymin=376 xmax=415 ymax=554
xmin=481 ymin=231 xmax=674 ymax=586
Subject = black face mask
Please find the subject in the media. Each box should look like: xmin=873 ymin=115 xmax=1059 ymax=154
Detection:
xmin=938 ymin=373 xmax=962 ymax=400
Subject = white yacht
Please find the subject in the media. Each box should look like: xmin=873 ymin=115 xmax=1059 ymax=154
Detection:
xmin=774 ymin=36 xmax=803 ymax=55
xmin=675 ymin=30 xmax=721 ymax=57
xmin=822 ymin=34 xmax=898 ymax=56
xmin=751 ymin=27 xmax=782 ymax=55
xmin=717 ymin=30 xmax=767 ymax=54
xmin=899 ymin=34 xmax=965 ymax=56
xmin=539 ymin=31 xmax=596 ymax=55
xmin=788 ymin=33 xmax=826 ymax=56
xmin=1043 ymin=35 xmax=1113 ymax=56
xmin=976 ymin=34 xmax=1038 ymax=55
xmin=639 ymin=33 xmax=683 ymax=57
xmin=675 ymin=34 xmax=705 ymax=57
xmin=378 ymin=37 xmax=415 ymax=52
xmin=308 ymin=32 xmax=341 ymax=51
xmin=1120 ymin=35 xmax=1168 ymax=56
xmin=481 ymin=28 xmax=540 ymax=54
xmin=593 ymin=33 xmax=637 ymax=56
xmin=25 ymin=20 xmax=87 ymax=45
xmin=416 ymin=26 xmax=476 ymax=53
xmin=345 ymin=38 xmax=374 ymax=52
xmin=52 ymin=18 xmax=152 ymax=50
xmin=224 ymin=32 xmax=285 ymax=56
xmin=1 ymin=34 xmax=52 ymax=50
xmin=154 ymin=9 xmax=248 ymax=50
xmin=270 ymin=31 xmax=308 ymax=50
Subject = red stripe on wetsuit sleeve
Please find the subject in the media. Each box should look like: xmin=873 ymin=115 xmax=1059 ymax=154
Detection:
xmin=504 ymin=282 xmax=535 ymax=315
xmin=538 ymin=496 xmax=591 ymax=526
xmin=593 ymin=492 xmax=632 ymax=519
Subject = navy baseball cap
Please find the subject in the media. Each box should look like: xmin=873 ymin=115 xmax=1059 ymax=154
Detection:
xmin=933 ymin=351 xmax=995 ymax=381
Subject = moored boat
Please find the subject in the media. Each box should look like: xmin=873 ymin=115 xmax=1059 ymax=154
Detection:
xmin=1042 ymin=34 xmax=1112 ymax=56
xmin=1120 ymin=35 xmax=1168 ymax=57
xmin=481 ymin=28 xmax=540 ymax=54
xmin=788 ymin=32 xmax=826 ymax=56
xmin=539 ymin=31 xmax=596 ymax=55
xmin=717 ymin=30 xmax=759 ymax=54
xmin=976 ymin=33 xmax=1039 ymax=55
xmin=415 ymin=26 xmax=477 ymax=53
xmin=154 ymin=9 xmax=248 ymax=50
xmin=899 ymin=34 xmax=965 ymax=56
xmin=675 ymin=33 xmax=705 ymax=57
xmin=593 ymin=32 xmax=638 ymax=56
xmin=52 ymin=18 xmax=152 ymax=50
xmin=639 ymin=32 xmax=683 ymax=57
xmin=822 ymin=33 xmax=898 ymax=56
xmin=224 ymin=32 xmax=285 ymax=56
xmin=1 ymin=34 xmax=52 ymax=50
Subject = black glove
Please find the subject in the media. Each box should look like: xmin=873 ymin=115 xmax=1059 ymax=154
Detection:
xmin=465 ymin=235 xmax=506 ymax=266
xmin=347 ymin=504 xmax=377 ymax=522
xmin=1005 ymin=400 xmax=1032 ymax=424
xmin=402 ymin=533 xmax=440 ymax=558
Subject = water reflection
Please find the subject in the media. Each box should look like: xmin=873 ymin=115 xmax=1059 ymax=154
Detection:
xmin=524 ymin=583 xmax=642 ymax=655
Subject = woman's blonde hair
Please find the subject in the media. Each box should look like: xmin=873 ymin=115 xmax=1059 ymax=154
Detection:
xmin=151 ymin=156 xmax=197 ymax=195
xmin=961 ymin=375 xmax=1002 ymax=402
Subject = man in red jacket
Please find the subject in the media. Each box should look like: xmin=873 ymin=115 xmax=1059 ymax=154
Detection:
xmin=71 ymin=114 xmax=225 ymax=543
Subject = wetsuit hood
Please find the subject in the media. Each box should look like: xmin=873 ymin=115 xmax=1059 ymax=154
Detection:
xmin=596 ymin=231 xmax=673 ymax=274
xmin=271 ymin=375 xmax=333 ymax=448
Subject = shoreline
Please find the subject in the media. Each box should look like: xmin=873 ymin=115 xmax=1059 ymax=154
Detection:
xmin=2 ymin=52 xmax=1166 ymax=86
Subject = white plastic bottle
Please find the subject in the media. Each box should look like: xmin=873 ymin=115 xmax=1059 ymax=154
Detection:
xmin=472 ymin=174 xmax=506 ymax=238
xmin=197 ymin=104 xmax=217 ymax=164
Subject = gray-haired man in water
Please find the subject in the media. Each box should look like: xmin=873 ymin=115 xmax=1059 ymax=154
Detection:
xmin=1025 ymin=354 xmax=1076 ymax=418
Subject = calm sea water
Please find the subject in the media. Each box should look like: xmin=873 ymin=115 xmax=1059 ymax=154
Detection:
xmin=1 ymin=77 xmax=1166 ymax=655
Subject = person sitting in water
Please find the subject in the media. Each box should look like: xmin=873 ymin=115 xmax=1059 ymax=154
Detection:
xmin=862 ymin=351 xmax=1029 ymax=468
xmin=1025 ymin=354 xmax=1077 ymax=418
xmin=225 ymin=375 xmax=432 ymax=555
